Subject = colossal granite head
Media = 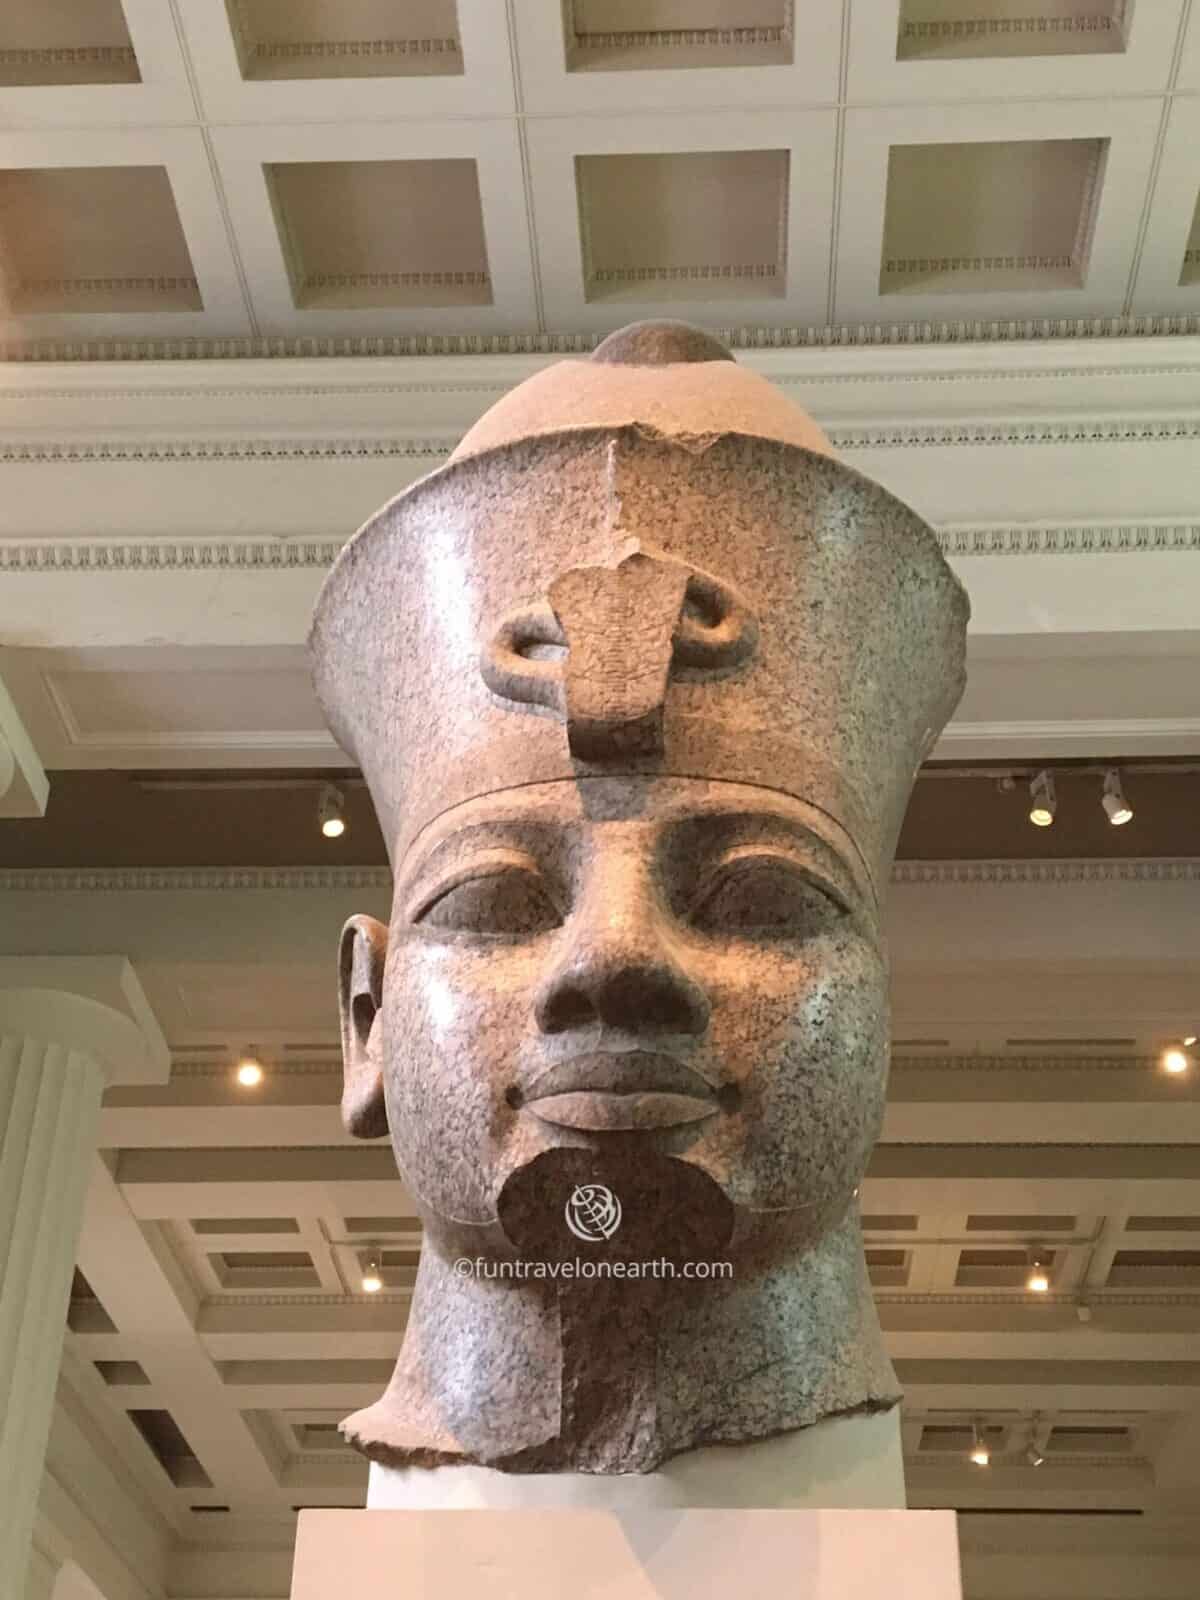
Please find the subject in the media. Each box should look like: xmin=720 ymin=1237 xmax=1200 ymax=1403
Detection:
xmin=310 ymin=320 xmax=969 ymax=1473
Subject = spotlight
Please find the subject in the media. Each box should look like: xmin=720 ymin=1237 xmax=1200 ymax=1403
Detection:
xmin=1101 ymin=769 xmax=1132 ymax=826
xmin=235 ymin=1049 xmax=263 ymax=1088
xmin=1026 ymin=1443 xmax=1045 ymax=1468
xmin=360 ymin=1252 xmax=383 ymax=1294
xmin=969 ymin=1420 xmax=990 ymax=1468
xmin=1184 ymin=1036 xmax=1197 ymax=1048
xmin=1028 ymin=770 xmax=1056 ymax=828
xmin=1027 ymin=1257 xmax=1050 ymax=1295
xmin=1163 ymin=1047 xmax=1191 ymax=1076
xmin=318 ymin=783 xmax=346 ymax=839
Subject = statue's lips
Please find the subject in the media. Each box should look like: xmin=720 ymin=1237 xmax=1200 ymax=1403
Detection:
xmin=521 ymin=1051 xmax=718 ymax=1132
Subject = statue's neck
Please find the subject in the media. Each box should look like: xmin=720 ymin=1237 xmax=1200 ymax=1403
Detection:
xmin=341 ymin=1209 xmax=899 ymax=1473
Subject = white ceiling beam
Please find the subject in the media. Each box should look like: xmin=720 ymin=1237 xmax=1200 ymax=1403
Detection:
xmin=1 ymin=335 xmax=1198 ymax=767
xmin=78 ymin=1157 xmax=285 ymax=1507
xmin=98 ymin=1088 xmax=1200 ymax=1150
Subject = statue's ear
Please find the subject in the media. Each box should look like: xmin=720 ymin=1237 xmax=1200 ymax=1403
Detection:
xmin=337 ymin=914 xmax=389 ymax=1139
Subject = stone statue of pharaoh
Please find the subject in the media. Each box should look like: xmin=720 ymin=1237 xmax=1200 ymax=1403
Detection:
xmin=309 ymin=321 xmax=969 ymax=1491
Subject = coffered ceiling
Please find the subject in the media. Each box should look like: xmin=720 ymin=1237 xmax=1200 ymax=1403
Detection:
xmin=0 ymin=1 xmax=1199 ymax=355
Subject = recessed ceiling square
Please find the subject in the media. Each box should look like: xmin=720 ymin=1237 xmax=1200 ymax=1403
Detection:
xmin=880 ymin=137 xmax=1107 ymax=296
xmin=209 ymin=1250 xmax=321 ymax=1288
xmin=1181 ymin=192 xmax=1200 ymax=287
xmin=227 ymin=0 xmax=463 ymax=81
xmin=0 ymin=166 xmax=200 ymax=315
xmin=897 ymin=2 xmax=1129 ymax=61
xmin=266 ymin=158 xmax=492 ymax=310
xmin=577 ymin=148 xmax=789 ymax=303
xmin=565 ymin=0 xmax=793 ymax=71
xmin=0 ymin=0 xmax=140 ymax=87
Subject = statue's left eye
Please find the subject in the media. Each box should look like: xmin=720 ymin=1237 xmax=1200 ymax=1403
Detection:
xmin=415 ymin=870 xmax=561 ymax=937
xmin=690 ymin=862 xmax=845 ymax=937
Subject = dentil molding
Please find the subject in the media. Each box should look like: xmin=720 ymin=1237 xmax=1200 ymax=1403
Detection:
xmin=2 ymin=416 xmax=1200 ymax=468
xmin=3 ymin=311 xmax=1200 ymax=363
xmin=2 ymin=860 xmax=1197 ymax=893
xmin=2 ymin=523 xmax=1198 ymax=573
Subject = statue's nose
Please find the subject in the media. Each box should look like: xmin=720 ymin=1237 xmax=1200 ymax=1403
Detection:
xmin=534 ymin=873 xmax=710 ymax=1037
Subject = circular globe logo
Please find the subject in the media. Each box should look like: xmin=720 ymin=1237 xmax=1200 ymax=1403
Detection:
xmin=565 ymin=1183 xmax=622 ymax=1243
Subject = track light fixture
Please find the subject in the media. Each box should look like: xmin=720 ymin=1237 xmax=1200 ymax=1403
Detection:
xmin=1028 ymin=770 xmax=1056 ymax=828
xmin=360 ymin=1252 xmax=383 ymax=1294
xmin=969 ymin=1419 xmax=990 ymax=1467
xmin=1163 ymin=1045 xmax=1192 ymax=1076
xmin=318 ymin=783 xmax=346 ymax=839
xmin=1101 ymin=769 xmax=1132 ymax=826
xmin=1184 ymin=1035 xmax=1197 ymax=1048
xmin=235 ymin=1048 xmax=263 ymax=1088
xmin=1026 ymin=1443 xmax=1045 ymax=1467
xmin=1026 ymin=1255 xmax=1050 ymax=1295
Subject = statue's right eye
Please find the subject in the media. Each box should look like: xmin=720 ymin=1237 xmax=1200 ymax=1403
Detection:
xmin=414 ymin=868 xmax=561 ymax=938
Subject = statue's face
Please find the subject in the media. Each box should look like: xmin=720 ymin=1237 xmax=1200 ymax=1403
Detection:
xmin=381 ymin=776 xmax=888 ymax=1258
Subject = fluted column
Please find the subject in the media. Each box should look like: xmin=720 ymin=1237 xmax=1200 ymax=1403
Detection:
xmin=0 ymin=959 xmax=167 ymax=1599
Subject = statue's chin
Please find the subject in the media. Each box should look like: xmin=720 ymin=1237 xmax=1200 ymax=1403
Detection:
xmin=495 ymin=1145 xmax=736 ymax=1265
xmin=407 ymin=1140 xmax=857 ymax=1269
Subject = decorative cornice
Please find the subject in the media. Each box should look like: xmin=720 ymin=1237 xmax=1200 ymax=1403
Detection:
xmin=0 ymin=436 xmax=452 ymax=465
xmin=0 ymin=867 xmax=393 ymax=892
xmin=831 ymin=418 xmax=1200 ymax=450
xmin=0 ymin=44 xmax=139 ymax=70
xmin=0 ymin=416 xmax=1196 ymax=469
xmin=3 ymin=860 xmax=1197 ymax=893
xmin=172 ymin=1058 xmax=340 ymax=1077
xmin=571 ymin=26 xmax=788 ymax=51
xmin=890 ymin=1056 xmax=1156 ymax=1073
xmin=884 ymin=253 xmax=1075 ymax=278
xmin=3 ymin=522 xmax=1196 ymax=573
xmin=4 ymin=312 xmax=1200 ymax=364
xmin=892 ymin=858 xmax=1200 ymax=886
xmin=0 ymin=539 xmax=343 ymax=572
xmin=937 ymin=523 xmax=1200 ymax=555
xmin=878 ymin=1291 xmax=1200 ymax=1307
xmin=899 ymin=14 xmax=1118 ymax=43
xmin=172 ymin=1052 xmax=1141 ymax=1077
xmin=9 ymin=363 xmax=1200 ymax=404
xmin=201 ymin=1286 xmax=1200 ymax=1309
xmin=208 ymin=1292 xmax=411 ymax=1308
xmin=249 ymin=37 xmax=460 ymax=64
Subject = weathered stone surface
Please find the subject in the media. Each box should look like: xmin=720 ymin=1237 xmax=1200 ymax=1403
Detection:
xmin=309 ymin=321 xmax=969 ymax=1475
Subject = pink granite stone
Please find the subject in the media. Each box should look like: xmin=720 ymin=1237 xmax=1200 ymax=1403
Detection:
xmin=309 ymin=321 xmax=969 ymax=1474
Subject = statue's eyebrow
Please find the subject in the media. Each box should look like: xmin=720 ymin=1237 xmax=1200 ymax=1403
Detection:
xmin=395 ymin=817 xmax=566 ymax=904
xmin=661 ymin=807 xmax=873 ymax=924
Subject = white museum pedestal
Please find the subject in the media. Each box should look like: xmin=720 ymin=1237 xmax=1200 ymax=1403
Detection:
xmin=293 ymin=1413 xmax=962 ymax=1597
xmin=290 ymin=1507 xmax=962 ymax=1598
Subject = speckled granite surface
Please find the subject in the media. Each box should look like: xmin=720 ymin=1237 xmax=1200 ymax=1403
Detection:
xmin=310 ymin=320 xmax=969 ymax=1474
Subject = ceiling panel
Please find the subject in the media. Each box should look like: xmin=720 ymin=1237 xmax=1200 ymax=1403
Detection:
xmin=0 ymin=0 xmax=1195 ymax=353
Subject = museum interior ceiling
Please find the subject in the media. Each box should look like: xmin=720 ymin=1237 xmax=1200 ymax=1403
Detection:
xmin=1 ymin=4 xmax=1199 ymax=1599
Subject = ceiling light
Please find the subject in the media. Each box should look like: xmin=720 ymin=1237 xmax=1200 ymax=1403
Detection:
xmin=1163 ymin=1047 xmax=1191 ymax=1076
xmin=360 ymin=1252 xmax=383 ymax=1294
xmin=1184 ymin=1036 xmax=1197 ymax=1048
xmin=1028 ymin=770 xmax=1056 ymax=828
xmin=318 ymin=783 xmax=346 ymax=839
xmin=1027 ymin=1257 xmax=1050 ymax=1295
xmin=235 ymin=1050 xmax=263 ymax=1088
xmin=1026 ymin=1443 xmax=1045 ymax=1468
xmin=969 ymin=1420 xmax=990 ymax=1468
xmin=1101 ymin=769 xmax=1132 ymax=826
